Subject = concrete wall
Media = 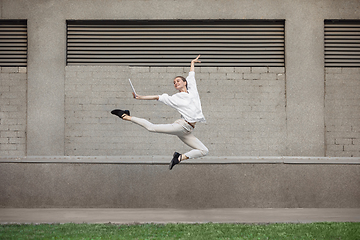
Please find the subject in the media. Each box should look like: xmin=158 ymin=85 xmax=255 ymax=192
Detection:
xmin=1 ymin=0 xmax=360 ymax=210
xmin=1 ymin=157 xmax=359 ymax=208
xmin=0 ymin=0 xmax=359 ymax=157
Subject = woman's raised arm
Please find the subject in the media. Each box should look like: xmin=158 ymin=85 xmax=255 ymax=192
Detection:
xmin=190 ymin=55 xmax=201 ymax=72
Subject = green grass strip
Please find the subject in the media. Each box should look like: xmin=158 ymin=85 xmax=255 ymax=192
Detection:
xmin=1 ymin=222 xmax=359 ymax=240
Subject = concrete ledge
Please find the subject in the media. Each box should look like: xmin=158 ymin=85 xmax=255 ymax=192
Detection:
xmin=1 ymin=208 xmax=360 ymax=224
xmin=1 ymin=156 xmax=359 ymax=208
xmin=1 ymin=156 xmax=360 ymax=164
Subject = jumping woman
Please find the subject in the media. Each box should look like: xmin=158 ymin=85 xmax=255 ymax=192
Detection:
xmin=111 ymin=55 xmax=208 ymax=170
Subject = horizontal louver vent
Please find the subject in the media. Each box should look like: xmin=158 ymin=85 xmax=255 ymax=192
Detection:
xmin=325 ymin=20 xmax=360 ymax=67
xmin=67 ymin=20 xmax=284 ymax=67
xmin=0 ymin=20 xmax=27 ymax=67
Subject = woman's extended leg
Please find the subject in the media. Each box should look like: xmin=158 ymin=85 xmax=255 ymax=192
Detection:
xmin=130 ymin=116 xmax=186 ymax=135
xmin=131 ymin=116 xmax=208 ymax=158
xmin=120 ymin=114 xmax=208 ymax=169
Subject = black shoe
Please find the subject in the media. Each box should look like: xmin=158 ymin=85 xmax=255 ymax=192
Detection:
xmin=169 ymin=152 xmax=181 ymax=170
xmin=111 ymin=109 xmax=130 ymax=119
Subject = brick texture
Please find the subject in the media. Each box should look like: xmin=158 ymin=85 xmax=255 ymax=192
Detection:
xmin=65 ymin=66 xmax=286 ymax=156
xmin=0 ymin=67 xmax=27 ymax=156
xmin=325 ymin=68 xmax=360 ymax=157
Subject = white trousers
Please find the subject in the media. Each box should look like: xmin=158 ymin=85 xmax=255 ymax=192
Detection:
xmin=131 ymin=117 xmax=209 ymax=159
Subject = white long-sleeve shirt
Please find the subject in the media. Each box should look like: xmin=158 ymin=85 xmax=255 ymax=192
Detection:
xmin=158 ymin=71 xmax=206 ymax=123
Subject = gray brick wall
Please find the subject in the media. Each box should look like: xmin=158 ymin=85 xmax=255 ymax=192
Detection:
xmin=65 ymin=66 xmax=286 ymax=156
xmin=325 ymin=68 xmax=360 ymax=157
xmin=2 ymin=65 xmax=356 ymax=157
xmin=0 ymin=67 xmax=27 ymax=156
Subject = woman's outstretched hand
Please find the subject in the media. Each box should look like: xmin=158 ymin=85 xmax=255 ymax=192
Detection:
xmin=192 ymin=55 xmax=201 ymax=63
xmin=132 ymin=92 xmax=159 ymax=100
xmin=190 ymin=55 xmax=201 ymax=71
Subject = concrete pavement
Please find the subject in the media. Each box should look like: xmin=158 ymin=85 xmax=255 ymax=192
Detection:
xmin=1 ymin=208 xmax=359 ymax=224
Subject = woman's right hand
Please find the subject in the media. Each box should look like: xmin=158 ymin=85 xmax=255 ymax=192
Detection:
xmin=132 ymin=93 xmax=159 ymax=100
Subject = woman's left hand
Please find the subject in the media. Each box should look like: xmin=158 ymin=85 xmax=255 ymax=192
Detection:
xmin=190 ymin=55 xmax=201 ymax=71
xmin=192 ymin=55 xmax=201 ymax=63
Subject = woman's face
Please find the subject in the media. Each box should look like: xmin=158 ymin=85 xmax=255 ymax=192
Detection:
xmin=173 ymin=77 xmax=187 ymax=91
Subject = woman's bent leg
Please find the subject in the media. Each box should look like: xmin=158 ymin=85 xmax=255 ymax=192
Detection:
xmin=131 ymin=117 xmax=208 ymax=159
xmin=178 ymin=133 xmax=209 ymax=159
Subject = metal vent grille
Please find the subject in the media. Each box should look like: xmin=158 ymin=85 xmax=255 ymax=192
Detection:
xmin=0 ymin=20 xmax=27 ymax=67
xmin=67 ymin=20 xmax=284 ymax=67
xmin=325 ymin=20 xmax=360 ymax=67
